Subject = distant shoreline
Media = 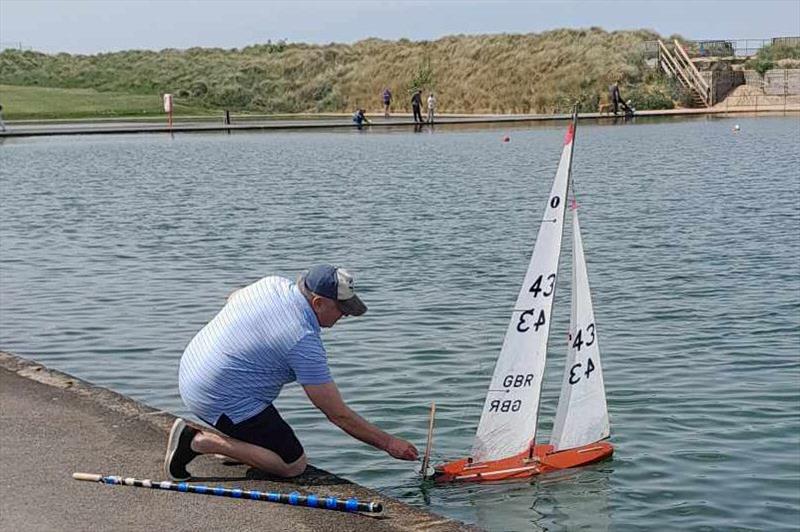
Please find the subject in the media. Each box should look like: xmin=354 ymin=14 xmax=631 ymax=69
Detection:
xmin=2 ymin=107 xmax=799 ymax=138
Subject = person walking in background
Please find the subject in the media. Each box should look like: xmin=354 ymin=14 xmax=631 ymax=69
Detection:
xmin=0 ymin=103 xmax=6 ymax=132
xmin=426 ymin=92 xmax=436 ymax=124
xmin=382 ymin=87 xmax=392 ymax=118
xmin=411 ymin=89 xmax=423 ymax=124
xmin=608 ymin=81 xmax=633 ymax=117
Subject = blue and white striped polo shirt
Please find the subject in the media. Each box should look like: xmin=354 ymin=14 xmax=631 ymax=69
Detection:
xmin=178 ymin=276 xmax=332 ymax=425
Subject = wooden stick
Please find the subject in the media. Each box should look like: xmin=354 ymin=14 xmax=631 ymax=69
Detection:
xmin=421 ymin=402 xmax=436 ymax=478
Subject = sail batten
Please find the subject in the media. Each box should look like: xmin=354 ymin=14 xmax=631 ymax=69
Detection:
xmin=471 ymin=121 xmax=576 ymax=463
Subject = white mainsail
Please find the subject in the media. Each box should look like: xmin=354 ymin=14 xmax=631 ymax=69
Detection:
xmin=550 ymin=207 xmax=610 ymax=451
xmin=471 ymin=121 xmax=576 ymax=463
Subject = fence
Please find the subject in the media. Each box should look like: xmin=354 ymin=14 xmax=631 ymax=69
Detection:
xmin=772 ymin=37 xmax=800 ymax=47
xmin=643 ymin=38 xmax=798 ymax=58
xmin=0 ymin=41 xmax=28 ymax=51
xmin=691 ymin=39 xmax=771 ymax=57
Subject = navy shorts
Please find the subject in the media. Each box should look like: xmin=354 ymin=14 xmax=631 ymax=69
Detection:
xmin=214 ymin=405 xmax=304 ymax=464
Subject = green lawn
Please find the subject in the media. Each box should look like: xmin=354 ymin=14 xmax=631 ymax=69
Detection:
xmin=0 ymin=84 xmax=212 ymax=120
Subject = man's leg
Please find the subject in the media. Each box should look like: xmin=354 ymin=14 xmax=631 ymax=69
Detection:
xmin=166 ymin=406 xmax=306 ymax=479
xmin=191 ymin=430 xmax=306 ymax=477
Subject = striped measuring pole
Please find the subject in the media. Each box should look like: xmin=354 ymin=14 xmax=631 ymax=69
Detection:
xmin=73 ymin=473 xmax=383 ymax=513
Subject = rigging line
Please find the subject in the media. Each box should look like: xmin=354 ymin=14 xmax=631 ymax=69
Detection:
xmin=570 ymin=155 xmax=581 ymax=206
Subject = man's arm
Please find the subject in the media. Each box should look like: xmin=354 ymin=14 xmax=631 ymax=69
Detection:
xmin=303 ymin=381 xmax=418 ymax=461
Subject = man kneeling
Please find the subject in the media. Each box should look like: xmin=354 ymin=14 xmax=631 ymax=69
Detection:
xmin=165 ymin=265 xmax=418 ymax=480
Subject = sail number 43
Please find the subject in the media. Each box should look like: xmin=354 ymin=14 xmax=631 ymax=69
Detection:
xmin=568 ymin=324 xmax=597 ymax=384
xmin=570 ymin=323 xmax=596 ymax=351
xmin=569 ymin=358 xmax=596 ymax=385
xmin=516 ymin=274 xmax=556 ymax=333
xmin=529 ymin=273 xmax=555 ymax=298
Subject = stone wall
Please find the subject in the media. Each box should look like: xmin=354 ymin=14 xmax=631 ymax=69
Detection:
xmin=699 ymin=70 xmax=745 ymax=104
xmin=765 ymin=69 xmax=800 ymax=95
xmin=743 ymin=69 xmax=800 ymax=95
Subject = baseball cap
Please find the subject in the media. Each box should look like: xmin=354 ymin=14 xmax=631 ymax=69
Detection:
xmin=299 ymin=264 xmax=367 ymax=317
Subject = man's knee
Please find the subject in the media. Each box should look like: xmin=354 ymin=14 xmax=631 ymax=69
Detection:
xmin=284 ymin=453 xmax=307 ymax=477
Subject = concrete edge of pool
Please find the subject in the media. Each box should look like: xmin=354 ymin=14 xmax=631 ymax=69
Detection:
xmin=1 ymin=107 xmax=798 ymax=138
xmin=0 ymin=351 xmax=478 ymax=532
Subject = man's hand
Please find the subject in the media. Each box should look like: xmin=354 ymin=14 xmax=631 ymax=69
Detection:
xmin=386 ymin=437 xmax=419 ymax=461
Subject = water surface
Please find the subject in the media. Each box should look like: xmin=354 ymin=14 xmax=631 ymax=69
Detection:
xmin=1 ymin=116 xmax=799 ymax=530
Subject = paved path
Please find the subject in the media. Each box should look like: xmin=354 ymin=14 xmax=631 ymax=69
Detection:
xmin=2 ymin=107 xmax=797 ymax=138
xmin=0 ymin=352 xmax=473 ymax=532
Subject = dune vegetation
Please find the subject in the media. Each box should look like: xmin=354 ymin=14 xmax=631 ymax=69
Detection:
xmin=744 ymin=41 xmax=800 ymax=75
xmin=0 ymin=28 xmax=685 ymax=118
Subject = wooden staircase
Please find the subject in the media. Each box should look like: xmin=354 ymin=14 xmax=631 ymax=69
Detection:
xmin=657 ymin=39 xmax=712 ymax=107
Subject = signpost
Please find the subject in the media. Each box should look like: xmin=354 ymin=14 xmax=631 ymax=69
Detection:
xmin=163 ymin=93 xmax=173 ymax=130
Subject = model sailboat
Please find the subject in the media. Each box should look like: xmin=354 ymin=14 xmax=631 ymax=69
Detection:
xmin=433 ymin=113 xmax=612 ymax=483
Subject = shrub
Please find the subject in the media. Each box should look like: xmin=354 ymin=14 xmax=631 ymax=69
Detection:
xmin=189 ymin=80 xmax=208 ymax=98
xmin=410 ymin=57 xmax=435 ymax=92
xmin=626 ymin=85 xmax=675 ymax=110
xmin=745 ymin=42 xmax=800 ymax=74
xmin=211 ymin=84 xmax=251 ymax=109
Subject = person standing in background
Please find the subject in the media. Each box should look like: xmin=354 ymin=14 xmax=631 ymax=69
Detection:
xmin=382 ymin=88 xmax=392 ymax=118
xmin=411 ymin=89 xmax=423 ymax=124
xmin=426 ymin=93 xmax=436 ymax=124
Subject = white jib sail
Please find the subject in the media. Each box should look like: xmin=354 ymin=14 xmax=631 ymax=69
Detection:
xmin=550 ymin=208 xmax=610 ymax=451
xmin=471 ymin=122 xmax=576 ymax=463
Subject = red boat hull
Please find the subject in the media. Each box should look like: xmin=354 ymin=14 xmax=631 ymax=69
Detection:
xmin=433 ymin=441 xmax=613 ymax=483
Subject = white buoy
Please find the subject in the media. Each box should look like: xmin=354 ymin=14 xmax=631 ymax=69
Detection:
xmin=733 ymin=124 xmax=741 ymax=131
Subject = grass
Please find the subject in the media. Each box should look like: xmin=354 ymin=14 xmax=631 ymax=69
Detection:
xmin=0 ymin=29 xmax=683 ymax=117
xmin=0 ymin=84 xmax=211 ymax=120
